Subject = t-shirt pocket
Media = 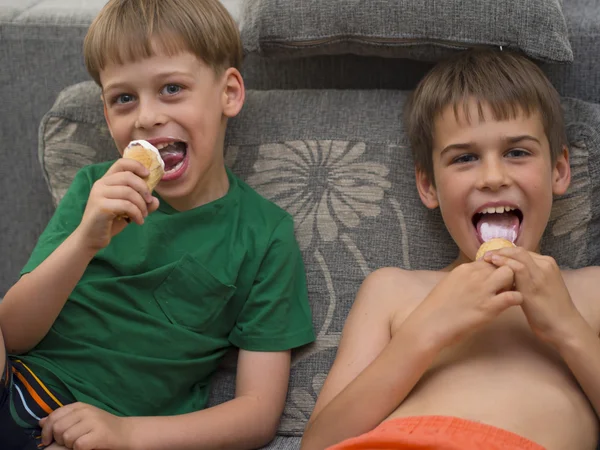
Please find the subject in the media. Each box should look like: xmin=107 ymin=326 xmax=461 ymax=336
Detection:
xmin=153 ymin=253 xmax=236 ymax=332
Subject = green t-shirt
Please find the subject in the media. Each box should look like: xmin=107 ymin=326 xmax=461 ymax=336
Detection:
xmin=18 ymin=162 xmax=315 ymax=417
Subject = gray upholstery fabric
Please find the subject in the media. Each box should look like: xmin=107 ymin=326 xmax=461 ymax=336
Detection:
xmin=541 ymin=0 xmax=600 ymax=108
xmin=259 ymin=436 xmax=301 ymax=450
xmin=239 ymin=0 xmax=600 ymax=103
xmin=40 ymin=81 xmax=600 ymax=435
xmin=241 ymin=0 xmax=573 ymax=63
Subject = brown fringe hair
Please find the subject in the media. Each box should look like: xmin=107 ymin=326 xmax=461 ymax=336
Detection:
xmin=84 ymin=0 xmax=242 ymax=85
xmin=405 ymin=49 xmax=567 ymax=182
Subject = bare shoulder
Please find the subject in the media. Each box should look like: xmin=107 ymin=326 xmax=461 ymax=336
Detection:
xmin=355 ymin=267 xmax=444 ymax=330
xmin=562 ymin=266 xmax=600 ymax=324
xmin=358 ymin=267 xmax=441 ymax=302
xmin=562 ymin=266 xmax=600 ymax=293
xmin=364 ymin=266 xmax=443 ymax=287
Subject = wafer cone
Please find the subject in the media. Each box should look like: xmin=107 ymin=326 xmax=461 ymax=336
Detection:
xmin=476 ymin=238 xmax=516 ymax=260
xmin=123 ymin=141 xmax=164 ymax=191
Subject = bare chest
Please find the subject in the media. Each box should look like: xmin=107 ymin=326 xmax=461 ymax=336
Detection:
xmin=391 ymin=308 xmax=598 ymax=449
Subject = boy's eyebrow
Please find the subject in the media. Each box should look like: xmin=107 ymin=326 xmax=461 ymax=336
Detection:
xmin=103 ymin=82 xmax=128 ymax=94
xmin=440 ymin=142 xmax=473 ymax=156
xmin=504 ymin=135 xmax=542 ymax=145
xmin=103 ymin=72 xmax=194 ymax=93
xmin=440 ymin=135 xmax=542 ymax=156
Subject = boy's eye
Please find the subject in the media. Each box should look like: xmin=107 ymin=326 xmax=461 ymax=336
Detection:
xmin=161 ymin=84 xmax=181 ymax=95
xmin=452 ymin=154 xmax=477 ymax=164
xmin=506 ymin=148 xmax=530 ymax=158
xmin=113 ymin=94 xmax=135 ymax=105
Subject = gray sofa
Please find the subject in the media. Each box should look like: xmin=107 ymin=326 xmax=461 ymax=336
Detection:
xmin=3 ymin=1 xmax=600 ymax=449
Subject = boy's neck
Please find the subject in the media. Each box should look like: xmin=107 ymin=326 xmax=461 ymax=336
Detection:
xmin=159 ymin=164 xmax=230 ymax=212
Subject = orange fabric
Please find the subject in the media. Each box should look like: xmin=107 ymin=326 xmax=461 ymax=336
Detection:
xmin=12 ymin=368 xmax=53 ymax=415
xmin=327 ymin=416 xmax=546 ymax=450
xmin=16 ymin=360 xmax=64 ymax=408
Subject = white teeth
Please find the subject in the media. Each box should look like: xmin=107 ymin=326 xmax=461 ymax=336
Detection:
xmin=155 ymin=142 xmax=176 ymax=150
xmin=481 ymin=206 xmax=514 ymax=214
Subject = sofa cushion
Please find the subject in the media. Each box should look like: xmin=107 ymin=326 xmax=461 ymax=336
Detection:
xmin=241 ymin=0 xmax=573 ymax=63
xmin=40 ymin=81 xmax=600 ymax=435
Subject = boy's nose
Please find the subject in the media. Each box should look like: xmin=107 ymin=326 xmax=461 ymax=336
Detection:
xmin=477 ymin=159 xmax=510 ymax=191
xmin=135 ymin=101 xmax=167 ymax=129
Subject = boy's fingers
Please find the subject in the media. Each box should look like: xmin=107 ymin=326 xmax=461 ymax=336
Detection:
xmin=491 ymin=247 xmax=537 ymax=268
xmin=493 ymin=290 xmax=523 ymax=309
xmin=61 ymin=421 xmax=93 ymax=449
xmin=109 ymin=199 xmax=146 ymax=225
xmin=105 ymin=158 xmax=149 ymax=178
xmin=486 ymin=264 xmax=516 ymax=292
xmin=102 ymin=186 xmax=149 ymax=218
xmin=485 ymin=252 xmax=528 ymax=274
xmin=42 ymin=408 xmax=84 ymax=446
xmin=102 ymin=172 xmax=152 ymax=203
xmin=148 ymin=196 xmax=160 ymax=213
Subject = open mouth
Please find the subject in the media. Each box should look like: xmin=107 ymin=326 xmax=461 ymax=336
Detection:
xmin=156 ymin=141 xmax=188 ymax=178
xmin=472 ymin=206 xmax=523 ymax=244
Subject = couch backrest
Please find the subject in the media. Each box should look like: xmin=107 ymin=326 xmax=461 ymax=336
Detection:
xmin=40 ymin=78 xmax=600 ymax=435
xmin=17 ymin=0 xmax=600 ymax=438
xmin=239 ymin=0 xmax=600 ymax=104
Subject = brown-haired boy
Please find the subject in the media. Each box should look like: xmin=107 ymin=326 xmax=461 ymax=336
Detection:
xmin=301 ymin=49 xmax=600 ymax=449
xmin=0 ymin=1 xmax=315 ymax=449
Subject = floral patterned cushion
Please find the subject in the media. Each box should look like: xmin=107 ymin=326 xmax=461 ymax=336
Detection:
xmin=40 ymin=81 xmax=600 ymax=436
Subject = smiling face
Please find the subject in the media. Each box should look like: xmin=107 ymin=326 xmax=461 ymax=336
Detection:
xmin=100 ymin=45 xmax=244 ymax=211
xmin=416 ymin=98 xmax=571 ymax=265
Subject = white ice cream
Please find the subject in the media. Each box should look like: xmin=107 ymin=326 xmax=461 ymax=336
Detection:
xmin=125 ymin=140 xmax=165 ymax=170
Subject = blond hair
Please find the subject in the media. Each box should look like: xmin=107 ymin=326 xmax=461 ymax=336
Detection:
xmin=84 ymin=0 xmax=242 ymax=85
xmin=405 ymin=49 xmax=567 ymax=182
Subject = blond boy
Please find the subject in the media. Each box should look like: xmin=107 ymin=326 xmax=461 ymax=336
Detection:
xmin=0 ymin=1 xmax=315 ymax=449
xmin=301 ymin=49 xmax=600 ymax=450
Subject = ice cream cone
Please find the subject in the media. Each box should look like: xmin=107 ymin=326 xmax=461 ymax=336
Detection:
xmin=123 ymin=140 xmax=165 ymax=191
xmin=476 ymin=238 xmax=516 ymax=260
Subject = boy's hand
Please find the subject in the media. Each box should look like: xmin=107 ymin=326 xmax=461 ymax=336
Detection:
xmin=484 ymin=247 xmax=582 ymax=346
xmin=407 ymin=260 xmax=522 ymax=349
xmin=40 ymin=402 xmax=132 ymax=450
xmin=77 ymin=158 xmax=160 ymax=252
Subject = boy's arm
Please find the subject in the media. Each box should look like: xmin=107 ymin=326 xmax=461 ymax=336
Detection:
xmin=128 ymin=349 xmax=290 ymax=450
xmin=301 ymin=269 xmax=439 ymax=450
xmin=554 ymin=314 xmax=600 ymax=420
xmin=40 ymin=350 xmax=291 ymax=450
xmin=0 ymin=230 xmax=95 ymax=353
xmin=0 ymin=160 xmax=156 ymax=354
xmin=302 ymin=262 xmax=520 ymax=450
xmin=486 ymin=250 xmax=600 ymax=419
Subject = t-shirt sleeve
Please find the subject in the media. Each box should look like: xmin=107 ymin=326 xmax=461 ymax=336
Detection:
xmin=228 ymin=215 xmax=316 ymax=352
xmin=20 ymin=168 xmax=94 ymax=276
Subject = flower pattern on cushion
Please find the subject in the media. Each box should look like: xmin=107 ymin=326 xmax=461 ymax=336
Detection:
xmin=247 ymin=140 xmax=391 ymax=250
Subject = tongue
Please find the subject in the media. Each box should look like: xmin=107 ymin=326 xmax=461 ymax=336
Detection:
xmin=160 ymin=145 xmax=186 ymax=171
xmin=477 ymin=212 xmax=519 ymax=243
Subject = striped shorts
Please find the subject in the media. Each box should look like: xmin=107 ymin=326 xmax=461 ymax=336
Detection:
xmin=1 ymin=357 xmax=71 ymax=450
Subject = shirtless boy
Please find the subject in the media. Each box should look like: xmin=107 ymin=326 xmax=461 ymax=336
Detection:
xmin=301 ymin=49 xmax=600 ymax=450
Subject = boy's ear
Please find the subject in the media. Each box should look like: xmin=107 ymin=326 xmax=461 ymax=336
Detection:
xmin=221 ymin=68 xmax=245 ymax=118
xmin=552 ymin=145 xmax=571 ymax=196
xmin=415 ymin=167 xmax=439 ymax=209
